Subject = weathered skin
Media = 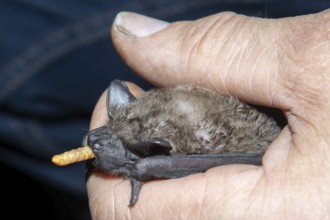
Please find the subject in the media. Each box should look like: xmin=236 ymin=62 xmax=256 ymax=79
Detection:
xmin=87 ymin=80 xmax=281 ymax=205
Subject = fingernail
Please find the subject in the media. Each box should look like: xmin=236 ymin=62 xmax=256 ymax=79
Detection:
xmin=114 ymin=12 xmax=169 ymax=37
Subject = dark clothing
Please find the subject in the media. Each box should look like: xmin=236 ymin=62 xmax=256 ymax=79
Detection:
xmin=0 ymin=0 xmax=328 ymax=219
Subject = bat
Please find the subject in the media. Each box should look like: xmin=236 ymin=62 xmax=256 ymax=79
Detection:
xmin=85 ymin=80 xmax=281 ymax=206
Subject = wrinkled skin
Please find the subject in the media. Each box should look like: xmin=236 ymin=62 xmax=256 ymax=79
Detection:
xmin=87 ymin=9 xmax=330 ymax=220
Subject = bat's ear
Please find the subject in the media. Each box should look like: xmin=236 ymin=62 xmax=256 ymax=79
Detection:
xmin=127 ymin=138 xmax=172 ymax=157
xmin=107 ymin=80 xmax=136 ymax=118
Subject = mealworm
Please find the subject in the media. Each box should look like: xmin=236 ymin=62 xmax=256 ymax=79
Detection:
xmin=52 ymin=146 xmax=95 ymax=166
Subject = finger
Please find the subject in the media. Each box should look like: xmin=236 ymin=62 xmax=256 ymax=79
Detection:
xmin=111 ymin=12 xmax=287 ymax=107
xmin=87 ymin=164 xmax=265 ymax=219
xmin=262 ymin=126 xmax=291 ymax=170
xmin=90 ymin=90 xmax=108 ymax=130
xmin=89 ymin=82 xmax=144 ymax=130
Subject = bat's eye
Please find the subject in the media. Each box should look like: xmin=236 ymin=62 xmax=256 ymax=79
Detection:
xmin=92 ymin=143 xmax=103 ymax=153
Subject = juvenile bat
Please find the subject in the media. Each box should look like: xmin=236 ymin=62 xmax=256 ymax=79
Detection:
xmin=86 ymin=80 xmax=281 ymax=205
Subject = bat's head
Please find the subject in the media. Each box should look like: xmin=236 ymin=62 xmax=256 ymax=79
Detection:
xmin=87 ymin=125 xmax=139 ymax=176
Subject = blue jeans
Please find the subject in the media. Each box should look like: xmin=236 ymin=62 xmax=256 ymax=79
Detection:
xmin=0 ymin=0 xmax=328 ymax=219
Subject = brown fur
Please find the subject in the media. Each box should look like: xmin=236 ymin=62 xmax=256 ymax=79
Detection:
xmin=109 ymin=85 xmax=281 ymax=156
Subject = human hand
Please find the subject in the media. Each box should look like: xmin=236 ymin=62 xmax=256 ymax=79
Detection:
xmin=87 ymin=9 xmax=330 ymax=219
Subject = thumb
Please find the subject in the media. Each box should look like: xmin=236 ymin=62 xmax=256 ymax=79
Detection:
xmin=111 ymin=11 xmax=330 ymax=164
xmin=111 ymin=12 xmax=286 ymax=107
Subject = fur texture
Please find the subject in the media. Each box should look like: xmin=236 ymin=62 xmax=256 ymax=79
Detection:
xmin=108 ymin=85 xmax=280 ymax=156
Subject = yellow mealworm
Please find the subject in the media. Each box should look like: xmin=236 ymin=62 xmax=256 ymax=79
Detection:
xmin=52 ymin=146 xmax=95 ymax=166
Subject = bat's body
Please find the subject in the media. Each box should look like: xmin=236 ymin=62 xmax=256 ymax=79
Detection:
xmin=87 ymin=80 xmax=281 ymax=205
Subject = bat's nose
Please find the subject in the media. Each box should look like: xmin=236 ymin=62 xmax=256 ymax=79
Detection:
xmin=87 ymin=132 xmax=100 ymax=148
xmin=91 ymin=143 xmax=103 ymax=153
xmin=87 ymin=126 xmax=108 ymax=143
xmin=87 ymin=132 xmax=108 ymax=153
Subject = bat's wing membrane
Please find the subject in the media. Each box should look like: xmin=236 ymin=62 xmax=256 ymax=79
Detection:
xmin=132 ymin=153 xmax=262 ymax=180
xmin=128 ymin=153 xmax=262 ymax=205
xmin=127 ymin=138 xmax=172 ymax=157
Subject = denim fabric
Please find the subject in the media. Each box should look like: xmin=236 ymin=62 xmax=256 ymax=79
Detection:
xmin=0 ymin=0 xmax=329 ymax=219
